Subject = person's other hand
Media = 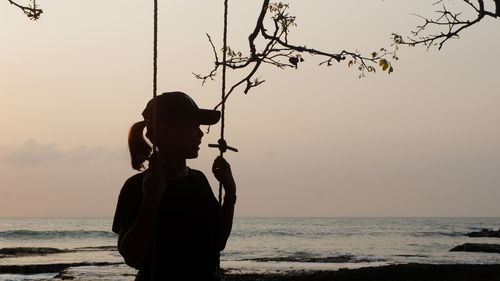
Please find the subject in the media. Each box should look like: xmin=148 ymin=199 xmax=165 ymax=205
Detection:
xmin=142 ymin=163 xmax=166 ymax=204
xmin=212 ymin=156 xmax=236 ymax=194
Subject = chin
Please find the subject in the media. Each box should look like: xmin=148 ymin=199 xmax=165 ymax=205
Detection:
xmin=186 ymin=152 xmax=199 ymax=159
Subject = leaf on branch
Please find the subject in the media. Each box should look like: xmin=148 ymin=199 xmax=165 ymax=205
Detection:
xmin=196 ymin=0 xmax=400 ymax=109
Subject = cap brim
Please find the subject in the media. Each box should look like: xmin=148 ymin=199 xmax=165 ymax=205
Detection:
xmin=197 ymin=109 xmax=221 ymax=125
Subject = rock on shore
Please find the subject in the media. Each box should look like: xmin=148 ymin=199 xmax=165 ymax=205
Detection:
xmin=467 ymin=228 xmax=500 ymax=238
xmin=450 ymin=243 xmax=500 ymax=253
xmin=0 ymin=247 xmax=66 ymax=257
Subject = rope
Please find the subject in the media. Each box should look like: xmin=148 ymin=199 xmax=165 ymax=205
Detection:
xmin=218 ymin=0 xmax=229 ymax=205
xmin=151 ymin=1 xmax=159 ymax=279
xmin=152 ymin=0 xmax=159 ymax=156
xmin=215 ymin=1 xmax=230 ymax=276
xmin=153 ymin=0 xmax=158 ymax=99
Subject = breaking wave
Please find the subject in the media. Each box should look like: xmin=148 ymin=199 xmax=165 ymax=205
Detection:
xmin=0 ymin=230 xmax=116 ymax=240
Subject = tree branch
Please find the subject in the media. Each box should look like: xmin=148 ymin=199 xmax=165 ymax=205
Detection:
xmin=195 ymin=1 xmax=398 ymax=107
xmin=7 ymin=0 xmax=42 ymax=20
xmin=393 ymin=0 xmax=498 ymax=50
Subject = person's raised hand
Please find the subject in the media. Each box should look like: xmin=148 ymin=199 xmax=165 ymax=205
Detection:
xmin=212 ymin=156 xmax=236 ymax=195
xmin=142 ymin=156 xmax=166 ymax=204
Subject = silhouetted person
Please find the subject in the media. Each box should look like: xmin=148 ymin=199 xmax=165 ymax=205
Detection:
xmin=112 ymin=92 xmax=237 ymax=281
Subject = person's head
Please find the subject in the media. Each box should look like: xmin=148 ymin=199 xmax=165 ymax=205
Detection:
xmin=128 ymin=91 xmax=220 ymax=170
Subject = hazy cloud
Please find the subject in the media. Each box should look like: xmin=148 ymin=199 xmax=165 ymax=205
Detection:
xmin=107 ymin=148 xmax=129 ymax=162
xmin=1 ymin=140 xmax=128 ymax=166
xmin=67 ymin=146 xmax=106 ymax=162
xmin=2 ymin=140 xmax=62 ymax=165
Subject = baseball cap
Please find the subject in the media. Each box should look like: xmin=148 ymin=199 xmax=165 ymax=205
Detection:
xmin=142 ymin=91 xmax=221 ymax=125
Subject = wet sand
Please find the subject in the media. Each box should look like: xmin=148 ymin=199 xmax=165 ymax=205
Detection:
xmin=3 ymin=262 xmax=500 ymax=280
xmin=223 ymin=264 xmax=500 ymax=281
xmin=39 ymin=263 xmax=500 ymax=281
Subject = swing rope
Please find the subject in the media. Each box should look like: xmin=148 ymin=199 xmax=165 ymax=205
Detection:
xmin=150 ymin=1 xmax=159 ymax=279
xmin=152 ymin=0 xmax=159 ymax=155
xmin=208 ymin=0 xmax=239 ymax=205
xmin=218 ymin=0 xmax=229 ymax=205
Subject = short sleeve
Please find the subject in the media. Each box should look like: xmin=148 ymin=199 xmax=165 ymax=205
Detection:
xmin=194 ymin=170 xmax=219 ymax=204
xmin=112 ymin=174 xmax=144 ymax=234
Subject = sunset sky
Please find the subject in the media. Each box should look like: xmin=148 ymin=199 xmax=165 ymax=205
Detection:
xmin=1 ymin=0 xmax=499 ymax=217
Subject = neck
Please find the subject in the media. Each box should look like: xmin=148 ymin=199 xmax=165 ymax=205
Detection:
xmin=158 ymin=154 xmax=188 ymax=180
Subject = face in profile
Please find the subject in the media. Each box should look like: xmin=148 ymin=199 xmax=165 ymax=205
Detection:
xmin=159 ymin=119 xmax=204 ymax=159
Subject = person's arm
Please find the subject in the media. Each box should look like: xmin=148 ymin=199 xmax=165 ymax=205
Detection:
xmin=212 ymin=156 xmax=236 ymax=251
xmin=118 ymin=168 xmax=165 ymax=268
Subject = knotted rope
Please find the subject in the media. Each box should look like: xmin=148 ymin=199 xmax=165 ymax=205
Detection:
xmin=208 ymin=0 xmax=239 ymax=206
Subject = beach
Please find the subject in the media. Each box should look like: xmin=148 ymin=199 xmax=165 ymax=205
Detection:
xmin=1 ymin=217 xmax=500 ymax=281
xmin=3 ymin=262 xmax=500 ymax=281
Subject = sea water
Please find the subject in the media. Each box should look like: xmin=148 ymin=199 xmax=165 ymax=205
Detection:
xmin=1 ymin=217 xmax=499 ymax=280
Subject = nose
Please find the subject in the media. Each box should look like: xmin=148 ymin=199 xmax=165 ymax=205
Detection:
xmin=197 ymin=127 xmax=204 ymax=138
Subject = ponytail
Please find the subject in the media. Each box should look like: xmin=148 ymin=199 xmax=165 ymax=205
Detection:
xmin=128 ymin=121 xmax=151 ymax=170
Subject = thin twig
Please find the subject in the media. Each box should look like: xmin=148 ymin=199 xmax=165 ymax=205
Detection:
xmin=7 ymin=0 xmax=42 ymax=20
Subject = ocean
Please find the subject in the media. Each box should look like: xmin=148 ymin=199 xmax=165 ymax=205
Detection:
xmin=0 ymin=217 xmax=499 ymax=280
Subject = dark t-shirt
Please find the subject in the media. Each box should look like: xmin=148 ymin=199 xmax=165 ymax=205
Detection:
xmin=112 ymin=168 xmax=221 ymax=281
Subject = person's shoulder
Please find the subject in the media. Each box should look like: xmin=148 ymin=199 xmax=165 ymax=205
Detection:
xmin=189 ymin=168 xmax=213 ymax=185
xmin=120 ymin=171 xmax=147 ymax=194
xmin=112 ymin=172 xmax=147 ymax=234
xmin=189 ymin=168 xmax=208 ymax=181
xmin=188 ymin=168 xmax=216 ymax=199
xmin=189 ymin=168 xmax=204 ymax=177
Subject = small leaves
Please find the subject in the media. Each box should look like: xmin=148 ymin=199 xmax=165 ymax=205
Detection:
xmin=288 ymin=54 xmax=303 ymax=68
xmin=392 ymin=33 xmax=404 ymax=45
xmin=379 ymin=59 xmax=389 ymax=70
xmin=378 ymin=59 xmax=394 ymax=74
xmin=227 ymin=47 xmax=236 ymax=57
xmin=196 ymin=0 xmax=401 ymax=104
xmin=221 ymin=46 xmax=243 ymax=59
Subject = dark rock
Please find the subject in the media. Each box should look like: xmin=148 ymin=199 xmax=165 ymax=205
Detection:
xmin=0 ymin=262 xmax=121 ymax=274
xmin=223 ymin=264 xmax=500 ymax=281
xmin=73 ymin=245 xmax=117 ymax=251
xmin=0 ymin=247 xmax=66 ymax=257
xmin=450 ymin=243 xmax=500 ymax=253
xmin=53 ymin=272 xmax=75 ymax=280
xmin=245 ymin=254 xmax=377 ymax=263
xmin=467 ymin=228 xmax=500 ymax=238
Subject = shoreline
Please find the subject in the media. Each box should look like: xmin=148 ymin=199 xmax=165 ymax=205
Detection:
xmin=3 ymin=263 xmax=500 ymax=281
xmin=222 ymin=264 xmax=500 ymax=281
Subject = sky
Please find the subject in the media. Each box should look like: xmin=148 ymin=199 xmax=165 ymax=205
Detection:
xmin=1 ymin=0 xmax=499 ymax=217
